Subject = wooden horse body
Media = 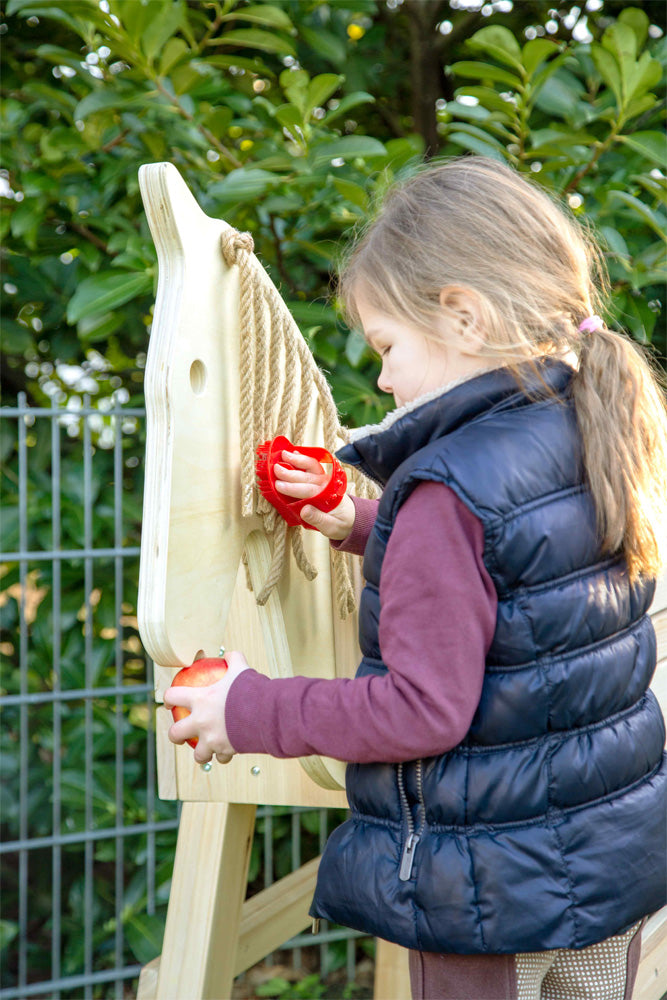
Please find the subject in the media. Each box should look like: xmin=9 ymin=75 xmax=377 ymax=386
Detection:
xmin=137 ymin=161 xmax=358 ymax=805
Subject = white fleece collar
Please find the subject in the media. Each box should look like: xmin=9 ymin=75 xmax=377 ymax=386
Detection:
xmin=347 ymin=367 xmax=496 ymax=443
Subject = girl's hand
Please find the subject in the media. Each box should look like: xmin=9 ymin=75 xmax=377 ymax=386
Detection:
xmin=273 ymin=450 xmax=355 ymax=541
xmin=163 ymin=651 xmax=251 ymax=765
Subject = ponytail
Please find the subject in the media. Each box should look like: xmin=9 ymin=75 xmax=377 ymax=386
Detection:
xmin=572 ymin=326 xmax=667 ymax=582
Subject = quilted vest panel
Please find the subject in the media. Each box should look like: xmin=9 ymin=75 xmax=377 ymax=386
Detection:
xmin=310 ymin=361 xmax=666 ymax=954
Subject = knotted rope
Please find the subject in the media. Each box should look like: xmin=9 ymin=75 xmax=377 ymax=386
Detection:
xmin=221 ymin=228 xmax=378 ymax=618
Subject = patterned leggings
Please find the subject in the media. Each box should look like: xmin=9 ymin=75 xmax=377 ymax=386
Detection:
xmin=408 ymin=920 xmax=644 ymax=1000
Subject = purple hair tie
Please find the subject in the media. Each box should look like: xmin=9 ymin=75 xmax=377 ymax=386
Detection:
xmin=578 ymin=315 xmax=604 ymax=334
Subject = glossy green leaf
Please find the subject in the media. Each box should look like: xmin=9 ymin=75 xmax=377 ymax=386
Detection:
xmin=159 ymin=37 xmax=189 ymax=76
xmin=0 ymin=920 xmax=19 ymax=953
xmin=74 ymin=89 xmax=146 ymax=121
xmin=627 ymin=51 xmax=662 ymax=101
xmin=201 ymin=54 xmax=274 ymax=76
xmin=306 ymin=74 xmax=345 ymax=118
xmin=311 ymin=135 xmax=387 ymax=167
xmin=522 ymin=38 xmax=560 ymax=78
xmin=533 ymin=68 xmax=587 ymax=119
xmin=445 ymin=121 xmax=507 ymax=152
xmin=216 ymin=28 xmax=296 ymax=58
xmin=141 ymin=0 xmax=185 ymax=63
xmin=113 ymin=0 xmax=160 ymax=40
xmin=280 ymin=68 xmax=309 ymax=113
xmin=590 ymin=45 xmax=623 ymax=108
xmin=275 ymin=103 xmax=304 ymax=129
xmin=7 ymin=0 xmax=107 ymax=33
xmin=219 ymin=3 xmax=293 ymax=31
xmin=299 ymin=25 xmax=346 ymax=67
xmin=616 ymin=131 xmax=667 ymax=167
xmin=617 ymin=7 xmax=649 ymax=54
xmin=606 ymin=191 xmax=667 ymax=240
xmin=124 ymin=912 xmax=164 ymax=964
xmin=332 ymin=178 xmax=369 ymax=210
xmin=447 ymin=132 xmax=507 ymax=161
xmin=455 ymin=86 xmax=517 ymax=115
xmin=602 ymin=22 xmax=638 ymax=66
xmin=66 ymin=271 xmax=153 ymax=324
xmin=600 ymin=225 xmax=631 ymax=261
xmin=450 ymin=60 xmax=520 ymax=88
xmin=467 ymin=26 xmax=523 ymax=70
xmin=207 ymin=168 xmax=283 ymax=206
xmin=322 ymin=92 xmax=375 ymax=125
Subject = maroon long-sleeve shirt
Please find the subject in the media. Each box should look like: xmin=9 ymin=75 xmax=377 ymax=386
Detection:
xmin=225 ymin=483 xmax=498 ymax=763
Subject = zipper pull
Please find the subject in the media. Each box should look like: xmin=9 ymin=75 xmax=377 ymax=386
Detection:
xmin=399 ymin=832 xmax=421 ymax=881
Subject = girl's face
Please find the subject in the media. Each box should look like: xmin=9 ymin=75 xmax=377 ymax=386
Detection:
xmin=356 ymin=294 xmax=491 ymax=408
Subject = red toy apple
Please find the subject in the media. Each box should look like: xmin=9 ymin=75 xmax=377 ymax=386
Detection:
xmin=168 ymin=658 xmax=228 ymax=748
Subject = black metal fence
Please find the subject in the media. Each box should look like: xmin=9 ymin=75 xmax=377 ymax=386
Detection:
xmin=0 ymin=397 xmax=361 ymax=999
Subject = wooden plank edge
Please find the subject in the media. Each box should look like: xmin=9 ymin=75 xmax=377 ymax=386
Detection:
xmin=233 ymin=855 xmax=321 ymax=977
xmin=636 ymin=905 xmax=667 ymax=1000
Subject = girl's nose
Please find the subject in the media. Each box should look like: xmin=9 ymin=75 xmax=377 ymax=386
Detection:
xmin=377 ymin=367 xmax=391 ymax=394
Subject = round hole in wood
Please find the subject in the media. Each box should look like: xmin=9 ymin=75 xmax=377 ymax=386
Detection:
xmin=190 ymin=359 xmax=207 ymax=395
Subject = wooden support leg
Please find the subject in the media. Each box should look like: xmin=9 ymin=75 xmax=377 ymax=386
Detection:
xmin=374 ymin=939 xmax=411 ymax=1000
xmin=140 ymin=801 xmax=256 ymax=1000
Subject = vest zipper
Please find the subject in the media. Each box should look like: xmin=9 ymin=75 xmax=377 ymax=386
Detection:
xmin=397 ymin=759 xmax=425 ymax=881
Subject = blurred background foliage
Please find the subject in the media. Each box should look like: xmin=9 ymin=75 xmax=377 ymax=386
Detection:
xmin=1 ymin=0 xmax=666 ymax=994
xmin=1 ymin=0 xmax=665 ymax=418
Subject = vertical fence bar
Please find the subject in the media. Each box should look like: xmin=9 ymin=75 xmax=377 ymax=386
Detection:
xmin=318 ymin=810 xmax=328 ymax=975
xmin=146 ymin=654 xmax=157 ymax=918
xmin=17 ymin=394 xmax=29 ymax=990
xmin=1 ymin=401 xmax=365 ymax=997
xmin=264 ymin=807 xmax=274 ymax=966
xmin=113 ymin=404 xmax=125 ymax=993
xmin=291 ymin=811 xmax=302 ymax=971
xmin=51 ymin=401 xmax=63 ymax=998
xmin=82 ymin=398 xmax=94 ymax=997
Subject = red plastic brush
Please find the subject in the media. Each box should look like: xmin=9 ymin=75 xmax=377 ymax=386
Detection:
xmin=255 ymin=435 xmax=347 ymax=529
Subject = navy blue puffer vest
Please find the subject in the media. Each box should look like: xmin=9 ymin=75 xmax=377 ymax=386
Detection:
xmin=310 ymin=360 xmax=666 ymax=954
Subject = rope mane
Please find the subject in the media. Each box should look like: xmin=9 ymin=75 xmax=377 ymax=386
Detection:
xmin=221 ymin=229 xmax=378 ymax=618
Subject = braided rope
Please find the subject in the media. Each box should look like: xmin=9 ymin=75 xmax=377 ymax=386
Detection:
xmin=221 ymin=227 xmax=378 ymax=616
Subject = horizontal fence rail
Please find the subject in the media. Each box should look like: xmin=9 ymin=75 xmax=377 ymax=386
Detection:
xmin=0 ymin=397 xmax=358 ymax=1000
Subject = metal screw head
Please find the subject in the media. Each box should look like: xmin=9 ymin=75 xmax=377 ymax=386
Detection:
xmin=218 ymin=645 xmax=226 ymax=657
xmin=250 ymin=765 xmax=261 ymax=776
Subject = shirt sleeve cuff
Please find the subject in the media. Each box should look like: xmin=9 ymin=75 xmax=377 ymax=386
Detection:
xmin=330 ymin=495 xmax=378 ymax=556
xmin=225 ymin=668 xmax=270 ymax=754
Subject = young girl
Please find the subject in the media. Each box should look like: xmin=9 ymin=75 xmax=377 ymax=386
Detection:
xmin=164 ymin=156 xmax=667 ymax=1000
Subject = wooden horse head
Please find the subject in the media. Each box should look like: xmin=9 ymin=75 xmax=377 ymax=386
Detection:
xmin=137 ymin=162 xmax=369 ymax=805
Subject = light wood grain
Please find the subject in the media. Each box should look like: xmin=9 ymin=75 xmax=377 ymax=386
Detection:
xmin=154 ymin=802 xmax=255 ymax=1000
xmin=374 ymin=940 xmax=411 ymax=1000
xmin=137 ymin=161 xmax=359 ymax=802
xmin=636 ymin=907 xmax=667 ymax=1000
xmin=234 ymin=855 xmax=321 ymax=976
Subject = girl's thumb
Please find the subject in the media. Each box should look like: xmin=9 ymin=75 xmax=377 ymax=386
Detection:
xmin=300 ymin=505 xmax=322 ymax=529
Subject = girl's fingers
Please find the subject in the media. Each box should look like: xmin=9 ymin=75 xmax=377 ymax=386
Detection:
xmin=274 ymin=480 xmax=321 ymax=498
xmin=274 ymin=464 xmax=329 ymax=487
xmin=163 ymin=686 xmax=192 ymax=710
xmin=167 ymin=714 xmax=198 ymax=746
xmin=280 ymin=450 xmax=326 ymax=476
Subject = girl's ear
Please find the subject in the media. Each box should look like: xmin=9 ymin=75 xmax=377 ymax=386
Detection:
xmin=438 ymin=286 xmax=486 ymax=353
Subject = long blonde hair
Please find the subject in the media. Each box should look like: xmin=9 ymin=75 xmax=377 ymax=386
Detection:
xmin=339 ymin=156 xmax=667 ymax=582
